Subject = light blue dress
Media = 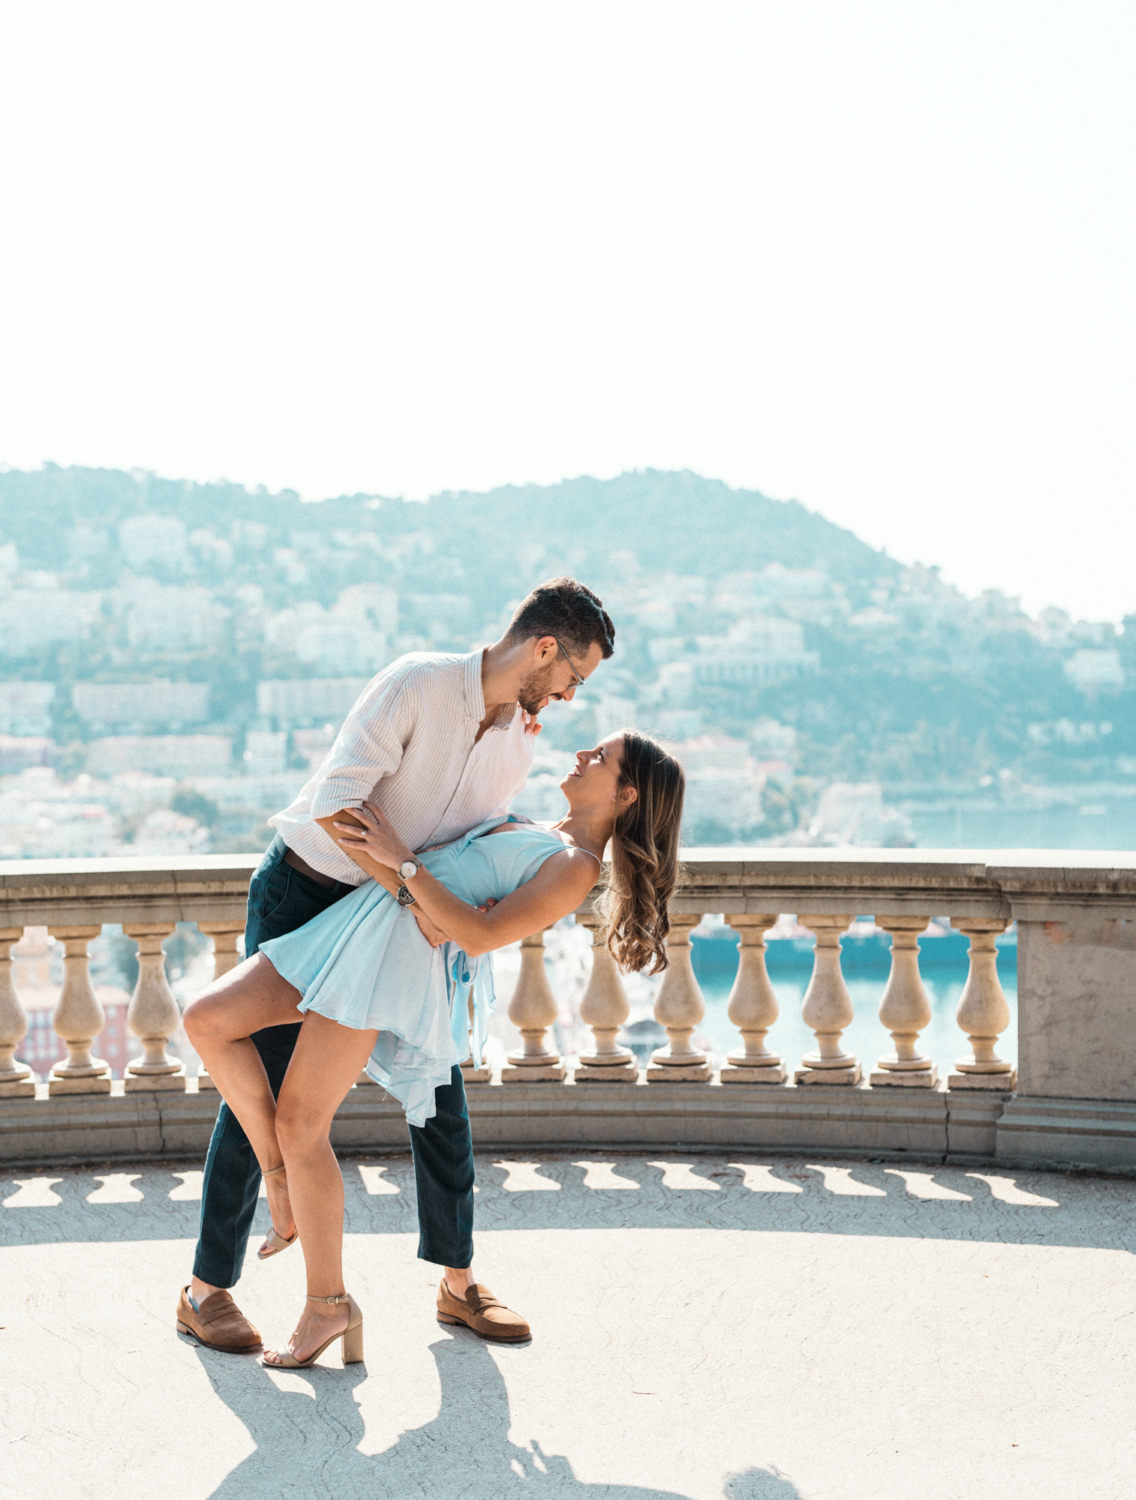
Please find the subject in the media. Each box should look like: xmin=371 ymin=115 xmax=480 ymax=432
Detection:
xmin=258 ymin=817 xmax=576 ymax=1127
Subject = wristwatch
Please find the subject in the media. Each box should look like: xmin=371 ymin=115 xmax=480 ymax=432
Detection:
xmin=398 ymin=858 xmax=421 ymax=881
xmin=396 ymin=883 xmax=417 ymax=907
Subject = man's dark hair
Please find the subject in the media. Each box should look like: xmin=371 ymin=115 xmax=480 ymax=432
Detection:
xmin=505 ymin=577 xmax=615 ymax=660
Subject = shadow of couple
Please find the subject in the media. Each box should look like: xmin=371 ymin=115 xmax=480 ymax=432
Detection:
xmin=195 ymin=1329 xmax=801 ymax=1499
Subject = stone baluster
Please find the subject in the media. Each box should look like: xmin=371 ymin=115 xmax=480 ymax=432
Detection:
xmin=47 ymin=925 xmax=111 ymax=1095
xmin=575 ymin=913 xmax=637 ymax=1082
xmin=720 ymin=915 xmax=786 ymax=1083
xmin=502 ymin=928 xmax=566 ymax=1082
xmin=123 ymin=923 xmax=186 ymax=1092
xmin=794 ymin=914 xmax=861 ymax=1085
xmin=870 ymin=917 xmax=938 ymax=1087
xmin=0 ymin=928 xmax=35 ymax=1098
xmin=646 ymin=914 xmax=711 ymax=1082
xmin=194 ymin=920 xmax=246 ymax=1091
xmin=198 ymin=920 xmax=245 ymax=980
xmin=948 ymin=918 xmax=1017 ymax=1089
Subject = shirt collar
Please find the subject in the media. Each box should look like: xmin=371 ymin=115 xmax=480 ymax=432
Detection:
xmin=462 ymin=649 xmax=487 ymax=723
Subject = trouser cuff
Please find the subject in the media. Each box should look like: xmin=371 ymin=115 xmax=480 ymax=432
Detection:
xmin=191 ymin=1254 xmax=239 ymax=1289
xmin=417 ymin=1241 xmax=472 ymax=1269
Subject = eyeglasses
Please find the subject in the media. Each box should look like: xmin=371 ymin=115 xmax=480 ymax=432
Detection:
xmin=552 ymin=636 xmax=585 ymax=688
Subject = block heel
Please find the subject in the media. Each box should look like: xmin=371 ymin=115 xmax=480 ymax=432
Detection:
xmin=341 ymin=1316 xmax=365 ymax=1364
xmin=261 ymin=1292 xmax=364 ymax=1369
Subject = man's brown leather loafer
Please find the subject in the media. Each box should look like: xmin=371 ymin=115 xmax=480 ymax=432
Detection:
xmin=436 ymin=1279 xmax=531 ymax=1343
xmin=177 ymin=1285 xmax=263 ymax=1353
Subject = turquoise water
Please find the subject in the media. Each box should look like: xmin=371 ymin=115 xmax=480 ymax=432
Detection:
xmin=906 ymin=800 xmax=1136 ymax=851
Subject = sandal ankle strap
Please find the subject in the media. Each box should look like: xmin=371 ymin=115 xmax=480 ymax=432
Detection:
xmin=263 ymin=1164 xmax=286 ymax=1179
xmin=307 ymin=1292 xmax=349 ymax=1304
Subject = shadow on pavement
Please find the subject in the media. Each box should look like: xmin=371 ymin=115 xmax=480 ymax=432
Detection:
xmin=195 ymin=1333 xmax=804 ymax=1499
xmin=4 ymin=1153 xmax=1133 ymax=1255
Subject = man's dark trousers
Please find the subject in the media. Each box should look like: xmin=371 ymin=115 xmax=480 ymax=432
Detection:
xmin=192 ymin=835 xmax=476 ymax=1288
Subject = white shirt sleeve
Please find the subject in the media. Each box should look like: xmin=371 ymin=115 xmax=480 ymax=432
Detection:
xmin=308 ymin=668 xmax=418 ymax=821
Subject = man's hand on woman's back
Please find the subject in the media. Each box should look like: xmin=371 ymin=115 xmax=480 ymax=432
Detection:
xmin=412 ymin=909 xmax=447 ymax=948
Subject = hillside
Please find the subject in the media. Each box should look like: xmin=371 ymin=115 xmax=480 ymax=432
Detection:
xmin=0 ymin=464 xmax=898 ymax=610
xmin=0 ymin=462 xmax=1133 ymax=853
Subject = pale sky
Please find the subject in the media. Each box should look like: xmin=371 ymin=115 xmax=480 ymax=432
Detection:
xmin=1 ymin=2 xmax=1133 ymax=621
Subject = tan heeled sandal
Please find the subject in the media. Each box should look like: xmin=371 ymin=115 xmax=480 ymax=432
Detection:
xmin=261 ymin=1293 xmax=364 ymax=1369
xmin=257 ymin=1163 xmax=299 ymax=1261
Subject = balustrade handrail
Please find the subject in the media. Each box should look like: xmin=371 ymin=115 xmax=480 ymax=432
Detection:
xmin=0 ymin=854 xmax=258 ymax=930
xmin=664 ymin=845 xmax=1136 ymax=919
xmin=4 ymin=846 xmax=1136 ymax=921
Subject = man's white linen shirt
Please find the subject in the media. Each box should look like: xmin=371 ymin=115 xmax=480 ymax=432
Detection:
xmin=271 ymin=651 xmax=535 ymax=885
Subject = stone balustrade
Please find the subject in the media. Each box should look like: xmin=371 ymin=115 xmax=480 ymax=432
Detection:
xmin=2 ymin=848 xmax=1136 ymax=1171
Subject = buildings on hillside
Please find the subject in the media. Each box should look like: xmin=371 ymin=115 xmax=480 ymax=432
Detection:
xmin=72 ymin=681 xmax=212 ymax=730
xmin=0 ymin=512 xmax=1132 ymax=853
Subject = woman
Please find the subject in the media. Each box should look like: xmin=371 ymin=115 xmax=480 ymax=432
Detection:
xmin=184 ymin=730 xmax=684 ymax=1370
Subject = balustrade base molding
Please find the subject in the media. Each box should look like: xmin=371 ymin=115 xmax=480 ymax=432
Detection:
xmin=870 ymin=1067 xmax=939 ymax=1088
xmin=501 ymin=1063 xmax=568 ymax=1083
xmin=947 ymin=1089 xmax=1014 ymax=1157
xmin=123 ymin=1071 xmax=187 ymax=1093
xmin=11 ymin=1080 xmax=1136 ymax=1170
xmin=0 ymin=1078 xmax=947 ymax=1162
xmin=200 ymin=1064 xmax=398 ymax=1093
xmin=719 ymin=1064 xmax=788 ymax=1084
xmin=0 ymin=1075 xmax=36 ymax=1098
xmin=49 ymin=1068 xmax=112 ymax=1097
xmin=995 ymin=1096 xmax=1136 ymax=1169
xmin=574 ymin=1060 xmax=638 ymax=1083
xmin=947 ymin=1068 xmax=1018 ymax=1090
xmin=645 ymin=1061 xmax=712 ymax=1083
xmin=794 ymin=1064 xmax=863 ymax=1086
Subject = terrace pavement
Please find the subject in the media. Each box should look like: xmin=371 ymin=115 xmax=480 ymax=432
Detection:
xmin=2 ymin=1151 xmax=1135 ymax=1499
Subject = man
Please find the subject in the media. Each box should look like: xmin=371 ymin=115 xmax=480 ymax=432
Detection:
xmin=177 ymin=577 xmax=615 ymax=1353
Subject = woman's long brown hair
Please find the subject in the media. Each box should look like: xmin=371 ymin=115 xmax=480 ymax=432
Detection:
xmin=594 ymin=730 xmax=685 ymax=974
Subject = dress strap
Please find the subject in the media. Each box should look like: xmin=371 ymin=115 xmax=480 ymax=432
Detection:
xmin=557 ymin=839 xmax=601 ymax=865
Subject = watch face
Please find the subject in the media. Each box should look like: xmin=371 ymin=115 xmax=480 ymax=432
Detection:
xmin=399 ymin=860 xmax=418 ymax=880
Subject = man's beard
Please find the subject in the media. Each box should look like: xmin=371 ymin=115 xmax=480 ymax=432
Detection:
xmin=517 ymin=662 xmax=557 ymax=716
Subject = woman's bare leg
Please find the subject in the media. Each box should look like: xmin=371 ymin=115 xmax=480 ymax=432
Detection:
xmin=183 ymin=954 xmax=304 ymax=1238
xmin=263 ymin=1010 xmax=378 ymax=1365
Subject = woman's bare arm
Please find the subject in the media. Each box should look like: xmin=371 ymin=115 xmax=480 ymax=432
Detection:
xmin=396 ymin=847 xmax=597 ymax=956
xmin=332 ymin=805 xmax=599 ymax=956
